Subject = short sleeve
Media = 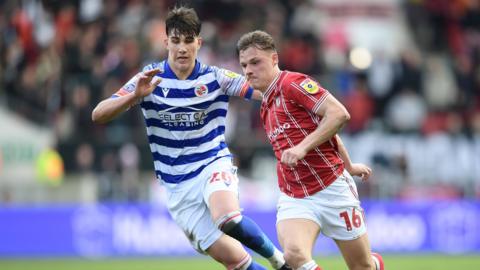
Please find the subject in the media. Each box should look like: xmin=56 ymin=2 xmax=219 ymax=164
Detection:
xmin=285 ymin=74 xmax=329 ymax=113
xmin=111 ymin=63 xmax=161 ymax=99
xmin=112 ymin=73 xmax=141 ymax=98
xmin=212 ymin=66 xmax=253 ymax=99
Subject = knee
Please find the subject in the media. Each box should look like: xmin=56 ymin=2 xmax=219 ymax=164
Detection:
xmin=283 ymin=244 xmax=309 ymax=268
xmin=215 ymin=211 xmax=242 ymax=233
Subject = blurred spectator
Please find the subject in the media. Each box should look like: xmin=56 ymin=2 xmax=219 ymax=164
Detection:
xmin=118 ymin=143 xmax=141 ymax=201
xmin=453 ymin=52 xmax=477 ymax=109
xmin=393 ymin=50 xmax=423 ymax=96
xmin=280 ymin=33 xmax=322 ymax=75
xmin=343 ymin=73 xmax=374 ymax=133
xmin=368 ymin=50 xmax=395 ymax=117
xmin=423 ymin=55 xmax=458 ymax=110
xmin=1 ymin=0 xmax=480 ymax=201
xmin=75 ymin=143 xmax=95 ymax=172
xmin=97 ymin=150 xmax=118 ymax=201
xmin=386 ymin=88 xmax=427 ymax=133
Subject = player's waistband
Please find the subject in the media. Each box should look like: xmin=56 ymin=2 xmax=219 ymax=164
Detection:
xmin=158 ymin=155 xmax=232 ymax=185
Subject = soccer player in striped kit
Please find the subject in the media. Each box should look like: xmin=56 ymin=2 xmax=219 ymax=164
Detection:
xmin=237 ymin=30 xmax=385 ymax=270
xmin=92 ymin=7 xmax=290 ymax=270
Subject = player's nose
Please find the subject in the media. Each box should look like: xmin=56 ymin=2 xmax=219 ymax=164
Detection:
xmin=178 ymin=45 xmax=187 ymax=53
xmin=245 ymin=65 xmax=253 ymax=76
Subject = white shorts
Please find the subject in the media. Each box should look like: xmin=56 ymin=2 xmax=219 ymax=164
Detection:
xmin=277 ymin=170 xmax=367 ymax=241
xmin=164 ymin=157 xmax=239 ymax=253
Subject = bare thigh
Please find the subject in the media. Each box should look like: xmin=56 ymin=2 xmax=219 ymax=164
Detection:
xmin=207 ymin=234 xmax=248 ymax=268
xmin=277 ymin=218 xmax=320 ymax=269
xmin=335 ymin=233 xmax=374 ymax=270
xmin=209 ymin=190 xmax=240 ymax=221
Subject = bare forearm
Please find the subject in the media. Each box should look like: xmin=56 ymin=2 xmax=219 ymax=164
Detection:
xmin=92 ymin=93 xmax=139 ymax=123
xmin=297 ymin=111 xmax=349 ymax=153
xmin=335 ymin=135 xmax=353 ymax=171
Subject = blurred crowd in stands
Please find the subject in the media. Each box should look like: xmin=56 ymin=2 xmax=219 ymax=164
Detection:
xmin=1 ymin=0 xmax=480 ymax=201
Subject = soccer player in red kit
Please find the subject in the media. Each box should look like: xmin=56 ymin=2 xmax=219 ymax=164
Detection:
xmin=237 ymin=30 xmax=385 ymax=270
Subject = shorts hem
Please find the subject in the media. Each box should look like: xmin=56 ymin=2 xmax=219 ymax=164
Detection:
xmin=327 ymin=229 xmax=367 ymax=241
xmin=276 ymin=215 xmax=321 ymax=227
xmin=198 ymin=230 xmax=223 ymax=253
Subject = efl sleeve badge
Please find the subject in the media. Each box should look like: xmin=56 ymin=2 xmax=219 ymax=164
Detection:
xmin=223 ymin=69 xmax=240 ymax=78
xmin=300 ymin=78 xmax=319 ymax=94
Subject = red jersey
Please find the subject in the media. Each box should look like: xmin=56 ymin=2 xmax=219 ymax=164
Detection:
xmin=260 ymin=71 xmax=344 ymax=198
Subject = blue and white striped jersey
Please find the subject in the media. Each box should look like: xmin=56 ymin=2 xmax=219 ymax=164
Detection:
xmin=113 ymin=60 xmax=253 ymax=184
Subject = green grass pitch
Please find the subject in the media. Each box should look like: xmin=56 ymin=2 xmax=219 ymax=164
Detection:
xmin=0 ymin=255 xmax=479 ymax=270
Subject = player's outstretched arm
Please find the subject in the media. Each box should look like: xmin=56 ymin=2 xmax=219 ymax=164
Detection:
xmin=91 ymin=92 xmax=142 ymax=124
xmin=336 ymin=134 xmax=372 ymax=181
xmin=92 ymin=69 xmax=161 ymax=124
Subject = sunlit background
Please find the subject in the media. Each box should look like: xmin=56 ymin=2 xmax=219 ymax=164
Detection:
xmin=1 ymin=0 xmax=480 ymax=268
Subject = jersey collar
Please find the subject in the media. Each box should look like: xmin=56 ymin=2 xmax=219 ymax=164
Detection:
xmin=164 ymin=60 xmax=200 ymax=80
xmin=262 ymin=70 xmax=283 ymax=102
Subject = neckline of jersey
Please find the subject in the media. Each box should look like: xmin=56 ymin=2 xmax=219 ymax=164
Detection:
xmin=164 ymin=59 xmax=201 ymax=80
xmin=263 ymin=70 xmax=284 ymax=102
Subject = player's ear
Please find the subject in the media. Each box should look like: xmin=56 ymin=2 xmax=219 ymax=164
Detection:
xmin=164 ymin=37 xmax=169 ymax=47
xmin=272 ymin=52 xmax=279 ymax=66
xmin=197 ymin=37 xmax=203 ymax=48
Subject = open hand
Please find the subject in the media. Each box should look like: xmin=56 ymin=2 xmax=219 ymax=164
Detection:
xmin=135 ymin=68 xmax=162 ymax=98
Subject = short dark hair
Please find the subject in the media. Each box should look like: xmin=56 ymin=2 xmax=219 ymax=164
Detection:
xmin=237 ymin=30 xmax=276 ymax=54
xmin=165 ymin=6 xmax=201 ymax=37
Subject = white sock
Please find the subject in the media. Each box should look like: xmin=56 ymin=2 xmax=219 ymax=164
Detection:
xmin=297 ymin=260 xmax=318 ymax=270
xmin=268 ymin=248 xmax=286 ymax=269
xmin=372 ymin=255 xmax=380 ymax=270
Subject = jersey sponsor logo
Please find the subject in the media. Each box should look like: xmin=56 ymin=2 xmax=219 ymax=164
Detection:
xmin=300 ymin=78 xmax=319 ymax=94
xmin=268 ymin=123 xmax=291 ymax=141
xmin=223 ymin=70 xmax=240 ymax=78
xmin=195 ymin=85 xmax=208 ymax=97
xmin=275 ymin=97 xmax=281 ymax=107
xmin=161 ymin=87 xmax=170 ymax=97
xmin=157 ymin=111 xmax=207 ymax=127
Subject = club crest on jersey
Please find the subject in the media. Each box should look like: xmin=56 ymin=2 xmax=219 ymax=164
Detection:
xmin=161 ymin=87 xmax=170 ymax=97
xmin=195 ymin=85 xmax=208 ymax=97
xmin=300 ymin=78 xmax=319 ymax=94
xmin=223 ymin=70 xmax=240 ymax=78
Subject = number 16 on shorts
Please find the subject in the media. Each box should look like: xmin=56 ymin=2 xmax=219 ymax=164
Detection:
xmin=339 ymin=207 xmax=365 ymax=231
